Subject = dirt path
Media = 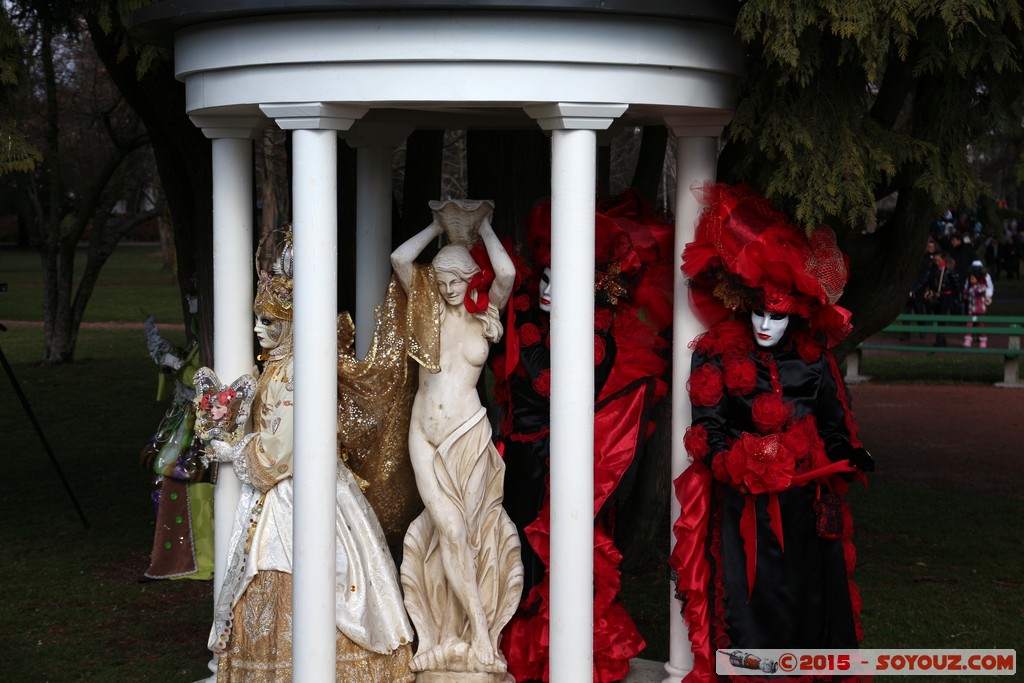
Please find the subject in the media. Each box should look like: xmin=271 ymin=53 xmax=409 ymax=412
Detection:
xmin=849 ymin=383 xmax=1024 ymax=499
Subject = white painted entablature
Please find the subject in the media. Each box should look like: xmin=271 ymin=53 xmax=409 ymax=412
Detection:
xmin=131 ymin=0 xmax=743 ymax=129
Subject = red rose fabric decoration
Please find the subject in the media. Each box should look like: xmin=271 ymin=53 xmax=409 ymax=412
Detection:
xmin=514 ymin=294 xmax=532 ymax=312
xmin=793 ymin=331 xmax=823 ymax=363
xmin=782 ymin=414 xmax=816 ymax=469
xmin=519 ymin=323 xmax=542 ymax=348
xmin=722 ymin=355 xmax=757 ymax=396
xmin=751 ymin=392 xmax=792 ymax=433
xmin=711 ymin=450 xmax=730 ymax=482
xmin=532 ymin=368 xmax=551 ymax=398
xmin=724 ymin=432 xmax=795 ymax=494
xmin=688 ymin=363 xmax=723 ymax=407
xmin=594 ymin=308 xmax=614 ymax=331
xmin=693 ymin=319 xmax=754 ymax=357
xmin=683 ymin=425 xmax=711 ymax=461
xmin=594 ymin=335 xmax=607 ymax=365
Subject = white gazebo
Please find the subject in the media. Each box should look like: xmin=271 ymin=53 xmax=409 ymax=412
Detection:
xmin=130 ymin=2 xmax=744 ymax=681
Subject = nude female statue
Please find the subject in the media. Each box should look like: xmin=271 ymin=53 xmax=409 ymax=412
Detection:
xmin=391 ymin=199 xmax=523 ymax=677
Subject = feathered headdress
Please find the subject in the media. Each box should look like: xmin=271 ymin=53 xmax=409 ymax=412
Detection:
xmin=682 ymin=183 xmax=852 ymax=347
xmin=522 ymin=190 xmax=673 ymax=323
xmin=254 ymin=227 xmax=294 ymax=320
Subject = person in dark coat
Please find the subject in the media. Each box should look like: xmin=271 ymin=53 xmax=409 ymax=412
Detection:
xmin=924 ymin=250 xmax=962 ymax=347
xmin=1001 ymin=235 xmax=1020 ymax=280
xmin=946 ymin=232 xmax=974 ymax=311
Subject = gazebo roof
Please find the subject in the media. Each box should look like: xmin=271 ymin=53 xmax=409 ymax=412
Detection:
xmin=131 ymin=0 xmax=738 ymax=46
xmin=130 ymin=0 xmax=743 ymax=130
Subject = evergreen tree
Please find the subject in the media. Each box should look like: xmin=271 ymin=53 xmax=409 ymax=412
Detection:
xmin=720 ymin=0 xmax=1024 ymax=351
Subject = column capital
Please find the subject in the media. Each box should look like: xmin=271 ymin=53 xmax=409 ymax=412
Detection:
xmin=525 ymin=103 xmax=627 ymax=131
xmin=665 ymin=111 xmax=733 ymax=138
xmin=260 ymin=102 xmax=368 ymax=131
xmin=341 ymin=122 xmax=414 ymax=149
xmin=189 ymin=115 xmax=263 ymax=139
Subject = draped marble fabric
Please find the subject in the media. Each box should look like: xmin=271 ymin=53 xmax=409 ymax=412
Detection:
xmin=401 ymin=408 xmax=523 ymax=675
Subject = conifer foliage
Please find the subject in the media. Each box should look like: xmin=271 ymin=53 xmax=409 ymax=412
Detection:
xmin=727 ymin=0 xmax=1023 ymax=230
xmin=722 ymin=1 xmax=1024 ymax=349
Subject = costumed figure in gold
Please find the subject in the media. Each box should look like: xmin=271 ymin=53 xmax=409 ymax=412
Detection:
xmin=199 ymin=231 xmax=414 ymax=682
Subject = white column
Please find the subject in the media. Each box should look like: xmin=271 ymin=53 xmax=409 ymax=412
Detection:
xmin=190 ymin=115 xmax=260 ymax=681
xmin=662 ymin=116 xmax=730 ymax=683
xmin=526 ymin=102 xmax=626 ymax=683
xmin=260 ymin=103 xmax=367 ymax=682
xmin=343 ymin=123 xmax=411 ymax=357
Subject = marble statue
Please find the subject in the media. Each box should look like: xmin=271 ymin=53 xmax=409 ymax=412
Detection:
xmin=391 ymin=200 xmax=524 ymax=681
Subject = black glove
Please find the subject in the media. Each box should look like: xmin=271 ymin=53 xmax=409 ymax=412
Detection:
xmin=848 ymin=447 xmax=875 ymax=472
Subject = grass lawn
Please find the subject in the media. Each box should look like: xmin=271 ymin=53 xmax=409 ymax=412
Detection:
xmin=0 ymin=326 xmax=212 ymax=681
xmin=1 ymin=244 xmax=183 ymax=325
xmin=1 ymin=245 xmax=1022 ymax=680
xmin=850 ymin=483 xmax=1024 ymax=652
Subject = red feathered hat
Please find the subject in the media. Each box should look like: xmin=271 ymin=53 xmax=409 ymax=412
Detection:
xmin=523 ymin=191 xmax=673 ymax=319
xmin=682 ymin=183 xmax=853 ymax=347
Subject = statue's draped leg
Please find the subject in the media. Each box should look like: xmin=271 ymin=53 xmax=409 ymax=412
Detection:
xmin=402 ymin=409 xmax=523 ymax=677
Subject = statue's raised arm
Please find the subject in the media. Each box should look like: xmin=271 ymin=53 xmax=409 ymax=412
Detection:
xmin=477 ymin=214 xmax=515 ymax=313
xmin=390 ymin=219 xmax=442 ymax=293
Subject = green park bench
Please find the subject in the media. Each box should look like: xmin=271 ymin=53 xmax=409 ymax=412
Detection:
xmin=845 ymin=313 xmax=1024 ymax=387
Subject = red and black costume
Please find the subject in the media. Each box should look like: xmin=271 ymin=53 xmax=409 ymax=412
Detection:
xmin=671 ymin=184 xmax=873 ymax=682
xmin=495 ymin=191 xmax=674 ymax=683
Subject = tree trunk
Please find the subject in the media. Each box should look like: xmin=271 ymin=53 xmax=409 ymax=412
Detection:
xmin=156 ymin=215 xmax=177 ymax=278
xmin=834 ymin=182 xmax=935 ymax=360
xmin=37 ymin=13 xmax=72 ymax=364
xmin=257 ymin=128 xmax=288 ymax=272
xmin=34 ymin=18 xmax=152 ymax=363
xmin=40 ymin=240 xmax=78 ymax=364
xmin=87 ymin=16 xmax=214 ymax=358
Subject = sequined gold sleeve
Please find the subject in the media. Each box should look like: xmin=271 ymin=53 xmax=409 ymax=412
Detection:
xmin=406 ymin=263 xmax=442 ymax=373
xmin=337 ymin=276 xmax=427 ymax=544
